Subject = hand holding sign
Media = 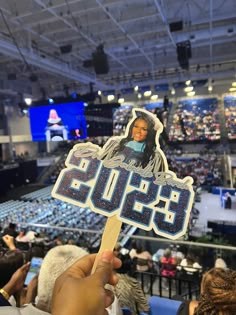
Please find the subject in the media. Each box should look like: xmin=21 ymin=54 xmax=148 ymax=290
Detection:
xmin=52 ymin=109 xmax=194 ymax=268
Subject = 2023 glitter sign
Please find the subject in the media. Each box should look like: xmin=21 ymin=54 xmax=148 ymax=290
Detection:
xmin=52 ymin=109 xmax=194 ymax=240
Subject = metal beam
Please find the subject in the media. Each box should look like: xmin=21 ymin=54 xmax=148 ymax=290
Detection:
xmin=153 ymin=0 xmax=176 ymax=47
xmin=0 ymin=38 xmax=109 ymax=89
xmin=96 ymin=0 xmax=154 ymax=68
xmin=33 ymin=0 xmax=129 ymax=71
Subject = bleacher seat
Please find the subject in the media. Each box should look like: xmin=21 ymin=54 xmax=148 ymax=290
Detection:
xmin=149 ymin=296 xmax=182 ymax=315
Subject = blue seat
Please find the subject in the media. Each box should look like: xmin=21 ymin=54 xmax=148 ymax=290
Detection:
xmin=149 ymin=296 xmax=182 ymax=315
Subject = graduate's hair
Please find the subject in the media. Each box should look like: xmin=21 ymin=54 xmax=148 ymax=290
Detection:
xmin=193 ymin=268 xmax=236 ymax=315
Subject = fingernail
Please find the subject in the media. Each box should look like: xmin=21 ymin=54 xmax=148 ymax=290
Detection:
xmin=101 ymin=250 xmax=112 ymax=263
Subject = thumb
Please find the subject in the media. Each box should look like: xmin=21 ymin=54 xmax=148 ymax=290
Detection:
xmin=93 ymin=250 xmax=114 ymax=287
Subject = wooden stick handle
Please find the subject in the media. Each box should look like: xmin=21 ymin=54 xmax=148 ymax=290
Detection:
xmin=91 ymin=215 xmax=122 ymax=274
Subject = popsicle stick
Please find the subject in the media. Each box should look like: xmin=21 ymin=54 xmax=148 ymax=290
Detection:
xmin=92 ymin=215 xmax=122 ymax=274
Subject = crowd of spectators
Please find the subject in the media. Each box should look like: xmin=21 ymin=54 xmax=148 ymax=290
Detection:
xmin=224 ymin=96 xmax=236 ymax=140
xmin=169 ymin=98 xmax=220 ymax=142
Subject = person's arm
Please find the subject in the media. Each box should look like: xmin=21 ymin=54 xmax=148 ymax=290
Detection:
xmin=51 ymin=250 xmax=121 ymax=315
xmin=0 ymin=262 xmax=30 ymax=300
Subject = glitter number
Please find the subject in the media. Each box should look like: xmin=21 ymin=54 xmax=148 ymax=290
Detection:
xmin=119 ymin=173 xmax=159 ymax=228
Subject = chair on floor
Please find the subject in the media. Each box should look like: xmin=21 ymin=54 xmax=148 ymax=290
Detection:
xmin=149 ymin=296 xmax=182 ymax=315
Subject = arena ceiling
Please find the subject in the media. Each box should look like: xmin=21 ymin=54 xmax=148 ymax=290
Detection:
xmin=0 ymin=0 xmax=236 ymax=99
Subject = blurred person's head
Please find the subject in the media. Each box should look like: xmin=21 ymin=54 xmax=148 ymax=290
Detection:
xmin=37 ymin=245 xmax=88 ymax=312
xmin=163 ymin=248 xmax=172 ymax=259
xmin=194 ymin=268 xmax=236 ymax=315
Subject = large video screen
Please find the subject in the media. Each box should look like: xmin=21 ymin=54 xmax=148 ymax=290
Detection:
xmin=29 ymin=102 xmax=87 ymax=141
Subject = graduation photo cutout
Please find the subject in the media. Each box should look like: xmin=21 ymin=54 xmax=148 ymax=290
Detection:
xmin=52 ymin=108 xmax=194 ymax=263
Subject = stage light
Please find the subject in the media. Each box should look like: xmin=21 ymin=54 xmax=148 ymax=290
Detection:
xmin=184 ymin=86 xmax=193 ymax=92
xmin=208 ymin=85 xmax=213 ymax=92
xmin=185 ymin=80 xmax=191 ymax=86
xmin=71 ymin=92 xmax=77 ymax=99
xmin=137 ymin=93 xmax=142 ymax=99
xmin=107 ymin=94 xmax=115 ymax=101
xmin=171 ymin=88 xmax=175 ymax=95
xmin=187 ymin=91 xmax=195 ymax=97
xmin=24 ymin=98 xmax=32 ymax=106
xmin=144 ymin=90 xmax=152 ymax=97
xmin=48 ymin=98 xmax=54 ymax=104
xmin=229 ymin=87 xmax=236 ymax=92
xmin=134 ymin=85 xmax=139 ymax=92
xmin=118 ymin=97 xmax=125 ymax=104
xmin=151 ymin=94 xmax=158 ymax=100
xmin=232 ymin=82 xmax=236 ymax=87
xmin=98 ymin=90 xmax=102 ymax=95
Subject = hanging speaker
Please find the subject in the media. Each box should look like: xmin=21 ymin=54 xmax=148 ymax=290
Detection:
xmin=92 ymin=45 xmax=109 ymax=75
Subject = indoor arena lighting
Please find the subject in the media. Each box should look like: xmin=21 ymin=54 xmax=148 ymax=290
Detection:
xmin=184 ymin=86 xmax=193 ymax=92
xmin=232 ymin=82 xmax=236 ymax=87
xmin=137 ymin=93 xmax=142 ymax=99
xmin=229 ymin=87 xmax=236 ymax=92
xmin=134 ymin=85 xmax=139 ymax=92
xmin=171 ymin=88 xmax=175 ymax=95
xmin=107 ymin=94 xmax=115 ymax=101
xmin=151 ymin=94 xmax=158 ymax=100
xmin=185 ymin=80 xmax=191 ymax=86
xmin=144 ymin=90 xmax=152 ymax=97
xmin=24 ymin=98 xmax=32 ymax=106
xmin=118 ymin=97 xmax=125 ymax=104
xmin=98 ymin=90 xmax=102 ymax=95
xmin=187 ymin=91 xmax=195 ymax=97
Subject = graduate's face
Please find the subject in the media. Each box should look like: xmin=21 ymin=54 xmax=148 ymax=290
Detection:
xmin=132 ymin=118 xmax=148 ymax=142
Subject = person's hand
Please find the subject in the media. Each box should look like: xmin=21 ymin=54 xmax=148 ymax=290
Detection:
xmin=3 ymin=262 xmax=30 ymax=297
xmin=2 ymin=234 xmax=16 ymax=250
xmin=20 ymin=275 xmax=38 ymax=306
xmin=52 ymin=250 xmax=122 ymax=315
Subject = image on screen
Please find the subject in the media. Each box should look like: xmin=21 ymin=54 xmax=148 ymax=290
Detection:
xmin=29 ymin=102 xmax=87 ymax=141
xmin=24 ymin=257 xmax=43 ymax=286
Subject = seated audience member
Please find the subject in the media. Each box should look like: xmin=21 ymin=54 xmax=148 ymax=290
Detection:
xmin=2 ymin=223 xmax=18 ymax=238
xmin=0 ymin=246 xmax=122 ymax=315
xmin=214 ymin=257 xmax=227 ymax=269
xmin=114 ymin=247 xmax=149 ymax=315
xmin=129 ymin=241 xmax=153 ymax=272
xmin=16 ymin=229 xmax=30 ymax=243
xmin=160 ymin=248 xmax=177 ymax=277
xmin=179 ymin=253 xmax=202 ymax=276
xmin=177 ymin=268 xmax=236 ymax=315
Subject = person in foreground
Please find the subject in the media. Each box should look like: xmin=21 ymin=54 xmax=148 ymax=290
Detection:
xmin=51 ymin=250 xmax=122 ymax=315
xmin=177 ymin=267 xmax=236 ymax=315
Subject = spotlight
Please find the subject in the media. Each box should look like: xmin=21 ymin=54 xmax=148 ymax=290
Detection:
xmin=187 ymin=91 xmax=195 ymax=97
xmin=134 ymin=85 xmax=139 ymax=92
xmin=229 ymin=87 xmax=236 ymax=92
xmin=232 ymin=82 xmax=236 ymax=87
xmin=171 ymin=88 xmax=175 ymax=95
xmin=107 ymin=95 xmax=115 ymax=102
xmin=151 ymin=94 xmax=158 ymax=100
xmin=137 ymin=93 xmax=142 ymax=99
xmin=185 ymin=80 xmax=191 ymax=86
xmin=208 ymin=85 xmax=213 ymax=92
xmin=118 ymin=97 xmax=125 ymax=104
xmin=71 ymin=92 xmax=77 ymax=99
xmin=48 ymin=98 xmax=54 ymax=104
xmin=144 ymin=90 xmax=152 ymax=97
xmin=24 ymin=98 xmax=32 ymax=106
xmin=184 ymin=86 xmax=193 ymax=92
xmin=98 ymin=90 xmax=102 ymax=95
